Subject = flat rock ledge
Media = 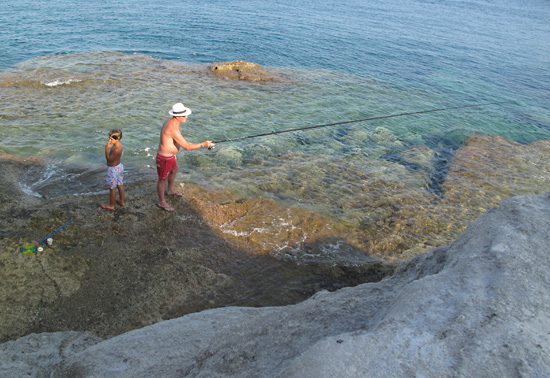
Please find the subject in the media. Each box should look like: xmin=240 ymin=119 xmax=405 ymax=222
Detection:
xmin=2 ymin=193 xmax=550 ymax=377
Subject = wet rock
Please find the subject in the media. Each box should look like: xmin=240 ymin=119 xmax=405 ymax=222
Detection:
xmin=183 ymin=183 xmax=355 ymax=257
xmin=429 ymin=133 xmax=550 ymax=243
xmin=209 ymin=60 xmax=288 ymax=82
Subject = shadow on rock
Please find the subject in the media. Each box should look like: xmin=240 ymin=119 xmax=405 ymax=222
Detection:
xmin=0 ymin=153 xmax=393 ymax=343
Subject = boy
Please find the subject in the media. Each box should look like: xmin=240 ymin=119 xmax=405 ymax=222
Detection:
xmin=101 ymin=129 xmax=125 ymax=211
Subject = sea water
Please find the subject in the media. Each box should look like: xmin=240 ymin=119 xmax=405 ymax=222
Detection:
xmin=1 ymin=0 xmax=549 ymax=255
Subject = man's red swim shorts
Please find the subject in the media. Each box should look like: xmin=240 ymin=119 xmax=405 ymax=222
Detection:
xmin=156 ymin=153 xmax=177 ymax=180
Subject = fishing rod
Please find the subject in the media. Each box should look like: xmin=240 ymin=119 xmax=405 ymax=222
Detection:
xmin=37 ymin=218 xmax=73 ymax=245
xmin=212 ymin=101 xmax=508 ymax=145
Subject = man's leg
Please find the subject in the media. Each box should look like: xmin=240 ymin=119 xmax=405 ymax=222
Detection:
xmin=166 ymin=167 xmax=179 ymax=196
xmin=157 ymin=169 xmax=177 ymax=211
xmin=157 ymin=178 xmax=169 ymax=207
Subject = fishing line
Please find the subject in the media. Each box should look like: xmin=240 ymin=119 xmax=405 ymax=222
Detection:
xmin=213 ymin=101 xmax=508 ymax=144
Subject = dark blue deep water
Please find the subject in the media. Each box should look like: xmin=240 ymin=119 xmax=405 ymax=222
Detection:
xmin=2 ymin=0 xmax=548 ymax=106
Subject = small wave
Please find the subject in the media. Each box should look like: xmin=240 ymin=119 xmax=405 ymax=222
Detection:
xmin=17 ymin=160 xmax=108 ymax=198
xmin=18 ymin=162 xmax=62 ymax=197
xmin=43 ymin=79 xmax=81 ymax=87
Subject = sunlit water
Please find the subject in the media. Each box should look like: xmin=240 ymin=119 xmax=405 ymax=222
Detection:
xmin=1 ymin=0 xmax=549 ymax=258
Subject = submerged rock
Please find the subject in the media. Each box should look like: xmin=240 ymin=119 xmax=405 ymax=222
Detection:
xmin=2 ymin=192 xmax=549 ymax=377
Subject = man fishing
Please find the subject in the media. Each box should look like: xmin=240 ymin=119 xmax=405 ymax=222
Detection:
xmin=156 ymin=103 xmax=214 ymax=211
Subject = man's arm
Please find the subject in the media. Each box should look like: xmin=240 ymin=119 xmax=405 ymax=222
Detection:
xmin=170 ymin=125 xmax=211 ymax=150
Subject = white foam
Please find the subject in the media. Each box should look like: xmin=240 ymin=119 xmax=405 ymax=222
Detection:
xmin=18 ymin=163 xmax=60 ymax=197
xmin=71 ymin=190 xmax=105 ymax=197
xmin=43 ymin=79 xmax=80 ymax=87
xmin=19 ymin=182 xmax=42 ymax=197
xmin=218 ymin=225 xmax=267 ymax=237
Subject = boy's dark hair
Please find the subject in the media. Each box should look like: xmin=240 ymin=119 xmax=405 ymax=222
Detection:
xmin=109 ymin=129 xmax=122 ymax=140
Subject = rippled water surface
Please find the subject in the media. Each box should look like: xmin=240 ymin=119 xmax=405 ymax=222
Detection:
xmin=1 ymin=0 xmax=549 ymax=257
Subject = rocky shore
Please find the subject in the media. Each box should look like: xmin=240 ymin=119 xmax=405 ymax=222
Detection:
xmin=0 ymin=152 xmax=392 ymax=344
xmin=2 ymin=191 xmax=549 ymax=377
xmin=1 ymin=130 xmax=550 ymax=376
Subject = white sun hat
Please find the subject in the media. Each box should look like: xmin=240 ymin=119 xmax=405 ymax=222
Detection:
xmin=169 ymin=103 xmax=192 ymax=117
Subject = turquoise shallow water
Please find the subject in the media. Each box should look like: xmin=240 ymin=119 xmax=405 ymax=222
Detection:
xmin=1 ymin=0 xmax=549 ymax=237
